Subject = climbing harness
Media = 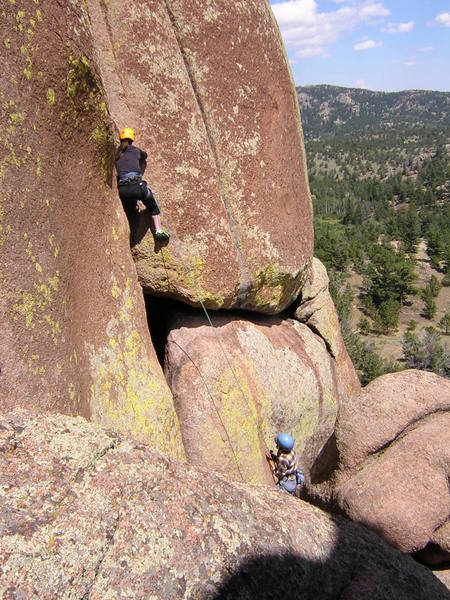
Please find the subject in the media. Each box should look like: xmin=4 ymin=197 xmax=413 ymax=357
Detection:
xmin=158 ymin=214 xmax=277 ymax=484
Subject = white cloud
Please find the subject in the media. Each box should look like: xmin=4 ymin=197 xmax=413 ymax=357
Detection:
xmin=405 ymin=60 xmax=416 ymax=67
xmin=419 ymin=46 xmax=434 ymax=52
xmin=354 ymin=39 xmax=383 ymax=51
xmin=355 ymin=79 xmax=368 ymax=88
xmin=358 ymin=3 xmax=390 ymax=19
xmin=435 ymin=12 xmax=450 ymax=27
xmin=271 ymin=1 xmax=390 ymax=58
xmin=296 ymin=46 xmax=328 ymax=57
xmin=384 ymin=20 xmax=414 ymax=33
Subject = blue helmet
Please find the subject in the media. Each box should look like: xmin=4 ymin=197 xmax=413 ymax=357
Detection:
xmin=275 ymin=432 xmax=294 ymax=452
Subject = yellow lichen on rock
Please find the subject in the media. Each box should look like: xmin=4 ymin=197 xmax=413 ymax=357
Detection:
xmin=210 ymin=364 xmax=268 ymax=484
xmin=87 ymin=276 xmax=185 ymax=460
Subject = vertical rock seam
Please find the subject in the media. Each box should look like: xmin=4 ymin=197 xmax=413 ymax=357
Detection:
xmin=97 ymin=0 xmax=134 ymax=120
xmin=163 ymin=0 xmax=252 ymax=304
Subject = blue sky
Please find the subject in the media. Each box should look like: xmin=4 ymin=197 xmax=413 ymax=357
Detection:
xmin=269 ymin=1 xmax=450 ymax=91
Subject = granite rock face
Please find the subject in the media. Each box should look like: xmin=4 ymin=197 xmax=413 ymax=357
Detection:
xmin=0 ymin=0 xmax=317 ymax=452
xmin=295 ymin=258 xmax=360 ymax=399
xmin=334 ymin=370 xmax=450 ymax=566
xmin=88 ymin=0 xmax=313 ymax=313
xmin=0 ymin=0 xmax=183 ymax=458
xmin=165 ymin=312 xmax=360 ymax=485
xmin=1 ymin=409 xmax=449 ymax=599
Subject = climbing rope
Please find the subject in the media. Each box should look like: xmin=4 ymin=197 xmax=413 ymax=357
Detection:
xmin=158 ymin=214 xmax=276 ymax=483
xmin=168 ymin=338 xmax=246 ymax=482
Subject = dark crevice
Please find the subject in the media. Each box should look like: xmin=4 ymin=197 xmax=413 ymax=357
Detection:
xmin=144 ymin=291 xmax=294 ymax=369
xmin=305 ymin=318 xmax=336 ymax=358
xmin=309 ymin=432 xmax=339 ymax=484
xmin=144 ymin=294 xmax=186 ymax=368
xmin=414 ymin=542 xmax=450 ymax=570
xmin=285 ymin=287 xmax=338 ymax=360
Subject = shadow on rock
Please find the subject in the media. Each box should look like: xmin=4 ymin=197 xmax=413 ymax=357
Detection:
xmin=122 ymin=203 xmax=154 ymax=248
xmin=211 ymin=513 xmax=450 ymax=600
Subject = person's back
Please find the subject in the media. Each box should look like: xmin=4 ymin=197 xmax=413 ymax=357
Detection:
xmin=114 ymin=127 xmax=169 ymax=241
xmin=273 ymin=448 xmax=298 ymax=481
xmin=266 ymin=432 xmax=300 ymax=495
xmin=115 ymin=143 xmax=146 ymax=177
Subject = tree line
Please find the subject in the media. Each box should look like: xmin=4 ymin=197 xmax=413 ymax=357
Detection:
xmin=312 ymin=148 xmax=450 ymax=383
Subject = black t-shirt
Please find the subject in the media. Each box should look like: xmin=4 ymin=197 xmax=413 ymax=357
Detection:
xmin=115 ymin=145 xmax=148 ymax=176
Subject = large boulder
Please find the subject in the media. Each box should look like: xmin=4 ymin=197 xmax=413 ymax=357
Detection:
xmin=165 ymin=312 xmax=361 ymax=485
xmin=87 ymin=0 xmax=313 ymax=313
xmin=334 ymin=370 xmax=450 ymax=566
xmin=1 ymin=408 xmax=448 ymax=599
xmin=0 ymin=0 xmax=183 ymax=458
xmin=295 ymin=258 xmax=360 ymax=399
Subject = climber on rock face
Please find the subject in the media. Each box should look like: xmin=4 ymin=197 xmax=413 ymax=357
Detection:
xmin=115 ymin=127 xmax=170 ymax=241
xmin=266 ymin=433 xmax=304 ymax=495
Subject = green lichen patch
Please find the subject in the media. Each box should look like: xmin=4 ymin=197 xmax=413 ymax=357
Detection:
xmin=207 ymin=363 xmax=270 ymax=484
xmin=46 ymin=88 xmax=55 ymax=105
xmin=135 ymin=242 xmax=232 ymax=310
xmin=64 ymin=54 xmax=114 ymax=181
xmin=242 ymin=263 xmax=308 ymax=314
xmin=66 ymin=55 xmax=96 ymax=99
xmin=87 ymin=277 xmax=185 ymax=460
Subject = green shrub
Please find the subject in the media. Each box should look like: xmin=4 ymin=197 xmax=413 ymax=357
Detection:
xmin=407 ymin=319 xmax=418 ymax=332
xmin=358 ymin=317 xmax=371 ymax=335
xmin=402 ymin=328 xmax=449 ymax=377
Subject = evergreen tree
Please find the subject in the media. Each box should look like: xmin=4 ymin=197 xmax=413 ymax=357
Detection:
xmin=428 ymin=275 xmax=442 ymax=298
xmin=363 ymin=244 xmax=417 ymax=307
xmin=377 ymin=299 xmax=402 ymax=333
xmin=438 ymin=312 xmax=450 ymax=335
xmin=400 ymin=202 xmax=420 ymax=254
xmin=422 ymin=293 xmax=437 ymax=320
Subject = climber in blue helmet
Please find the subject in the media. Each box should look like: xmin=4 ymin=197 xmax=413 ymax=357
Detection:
xmin=266 ymin=433 xmax=304 ymax=495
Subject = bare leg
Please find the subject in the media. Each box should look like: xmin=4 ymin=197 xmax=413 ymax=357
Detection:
xmin=151 ymin=214 xmax=170 ymax=240
xmin=152 ymin=214 xmax=162 ymax=231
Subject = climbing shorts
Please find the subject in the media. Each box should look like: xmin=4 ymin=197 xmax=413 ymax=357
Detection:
xmin=117 ymin=172 xmax=160 ymax=216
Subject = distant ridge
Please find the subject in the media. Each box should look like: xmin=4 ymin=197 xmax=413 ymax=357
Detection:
xmin=297 ymin=84 xmax=450 ymax=140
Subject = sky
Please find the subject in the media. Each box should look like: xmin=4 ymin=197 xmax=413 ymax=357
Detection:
xmin=269 ymin=0 xmax=450 ymax=92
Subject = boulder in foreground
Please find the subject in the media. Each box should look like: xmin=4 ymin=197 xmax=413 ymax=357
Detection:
xmin=1 ymin=409 xmax=448 ymax=599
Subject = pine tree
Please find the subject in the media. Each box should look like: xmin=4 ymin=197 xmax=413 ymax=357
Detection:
xmin=438 ymin=312 xmax=450 ymax=335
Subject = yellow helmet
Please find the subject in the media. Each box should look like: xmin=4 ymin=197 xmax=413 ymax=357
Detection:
xmin=119 ymin=127 xmax=136 ymax=141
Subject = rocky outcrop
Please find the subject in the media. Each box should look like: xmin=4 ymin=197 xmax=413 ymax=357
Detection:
xmin=334 ymin=370 xmax=450 ymax=566
xmin=0 ymin=0 xmax=319 ymax=453
xmin=88 ymin=0 xmax=313 ymax=313
xmin=165 ymin=312 xmax=360 ymax=485
xmin=1 ymin=408 xmax=449 ymax=599
xmin=295 ymin=258 xmax=360 ymax=399
xmin=0 ymin=0 xmax=183 ymax=458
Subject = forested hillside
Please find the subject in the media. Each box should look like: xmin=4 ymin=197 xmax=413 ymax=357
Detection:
xmin=297 ymin=85 xmax=450 ymax=383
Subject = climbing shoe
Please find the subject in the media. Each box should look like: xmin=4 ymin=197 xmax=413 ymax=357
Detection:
xmin=154 ymin=228 xmax=170 ymax=240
